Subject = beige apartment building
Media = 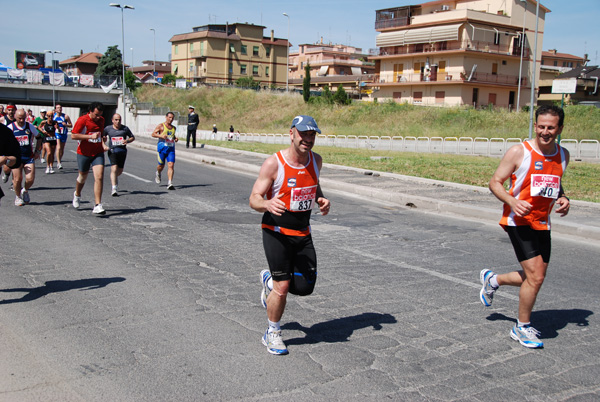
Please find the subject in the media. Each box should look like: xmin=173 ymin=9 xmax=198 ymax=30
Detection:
xmin=368 ymin=0 xmax=549 ymax=109
xmin=288 ymin=41 xmax=375 ymax=97
xmin=169 ymin=23 xmax=289 ymax=87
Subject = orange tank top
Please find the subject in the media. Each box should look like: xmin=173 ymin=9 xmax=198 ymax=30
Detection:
xmin=499 ymin=141 xmax=567 ymax=230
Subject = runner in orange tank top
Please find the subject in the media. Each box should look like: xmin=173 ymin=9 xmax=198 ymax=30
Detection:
xmin=249 ymin=115 xmax=330 ymax=355
xmin=480 ymin=105 xmax=571 ymax=349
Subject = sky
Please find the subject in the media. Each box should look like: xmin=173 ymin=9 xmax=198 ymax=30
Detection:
xmin=1 ymin=0 xmax=599 ymax=69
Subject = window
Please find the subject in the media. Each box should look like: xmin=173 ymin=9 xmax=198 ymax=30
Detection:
xmin=435 ymin=91 xmax=445 ymax=104
xmin=414 ymin=62 xmax=422 ymax=74
xmin=394 ymin=63 xmax=403 ymax=82
xmin=553 ymin=61 xmax=558 ymax=66
xmin=492 ymin=63 xmax=498 ymax=75
xmin=229 ymin=62 xmax=233 ymax=74
xmin=413 ymin=91 xmax=422 ymax=104
xmin=175 ymin=45 xmax=178 ymax=55
xmin=253 ymin=65 xmax=259 ymax=76
xmin=393 ymin=92 xmax=402 ymax=102
xmin=253 ymin=46 xmax=259 ymax=56
xmin=438 ymin=61 xmax=446 ymax=72
xmin=190 ymin=43 xmax=194 ymax=52
xmin=173 ymin=64 xmax=178 ymax=74
xmin=230 ymin=44 xmax=235 ymax=53
xmin=488 ymin=93 xmax=497 ymax=105
xmin=472 ymin=88 xmax=479 ymax=105
xmin=241 ymin=45 xmax=247 ymax=55
xmin=266 ymin=46 xmax=271 ymax=57
xmin=200 ymin=42 xmax=204 ymax=56
xmin=265 ymin=66 xmax=270 ymax=76
xmin=240 ymin=64 xmax=247 ymax=74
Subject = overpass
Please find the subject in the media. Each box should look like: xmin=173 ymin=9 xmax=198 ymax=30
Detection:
xmin=0 ymin=82 xmax=120 ymax=109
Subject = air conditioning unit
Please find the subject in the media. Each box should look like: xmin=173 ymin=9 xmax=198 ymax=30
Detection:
xmin=441 ymin=5 xmax=450 ymax=11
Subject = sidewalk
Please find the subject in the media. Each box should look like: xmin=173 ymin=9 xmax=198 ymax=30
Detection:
xmin=132 ymin=137 xmax=600 ymax=243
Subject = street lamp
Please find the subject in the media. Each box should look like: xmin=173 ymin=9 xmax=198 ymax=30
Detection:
xmin=528 ymin=0 xmax=540 ymax=139
xmin=130 ymin=47 xmax=134 ymax=71
xmin=44 ymin=49 xmax=62 ymax=109
xmin=150 ymin=28 xmax=156 ymax=83
xmin=109 ymin=2 xmax=135 ymax=126
xmin=516 ymin=0 xmax=526 ymax=112
xmin=283 ymin=13 xmax=290 ymax=92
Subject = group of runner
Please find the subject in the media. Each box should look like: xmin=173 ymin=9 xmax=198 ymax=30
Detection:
xmin=1 ymin=105 xmax=572 ymax=355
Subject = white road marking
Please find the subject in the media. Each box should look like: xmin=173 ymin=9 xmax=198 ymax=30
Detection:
xmin=69 ymin=150 xmax=152 ymax=183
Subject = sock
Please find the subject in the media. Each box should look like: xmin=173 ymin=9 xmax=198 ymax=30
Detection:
xmin=168 ymin=180 xmax=172 ymax=185
xmin=490 ymin=275 xmax=499 ymax=289
xmin=268 ymin=320 xmax=280 ymax=333
xmin=267 ymin=277 xmax=273 ymax=291
xmin=517 ymin=321 xmax=530 ymax=328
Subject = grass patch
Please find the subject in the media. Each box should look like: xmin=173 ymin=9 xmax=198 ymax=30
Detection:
xmin=202 ymin=139 xmax=599 ymax=203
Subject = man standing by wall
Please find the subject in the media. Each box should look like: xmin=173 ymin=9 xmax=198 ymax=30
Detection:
xmin=186 ymin=106 xmax=199 ymax=148
xmin=480 ymin=105 xmax=570 ymax=349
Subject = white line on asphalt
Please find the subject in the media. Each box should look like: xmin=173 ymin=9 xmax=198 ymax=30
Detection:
xmin=339 ymin=247 xmax=520 ymax=302
xmin=69 ymin=150 xmax=152 ymax=183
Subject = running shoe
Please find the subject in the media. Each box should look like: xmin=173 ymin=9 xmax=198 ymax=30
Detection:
xmin=40 ymin=158 xmax=46 ymax=164
xmin=111 ymin=186 xmax=118 ymax=197
xmin=167 ymin=183 xmax=175 ymax=190
xmin=72 ymin=191 xmax=81 ymax=209
xmin=479 ymin=269 xmax=497 ymax=307
xmin=155 ymin=171 xmax=161 ymax=184
xmin=14 ymin=196 xmax=24 ymax=206
xmin=260 ymin=269 xmax=271 ymax=308
xmin=45 ymin=167 xmax=50 ymax=174
xmin=1 ymin=171 xmax=8 ymax=183
xmin=511 ymin=325 xmax=544 ymax=348
xmin=21 ymin=189 xmax=30 ymax=204
xmin=92 ymin=204 xmax=106 ymax=215
xmin=58 ymin=163 xmax=63 ymax=170
xmin=262 ymin=330 xmax=288 ymax=355
xmin=49 ymin=167 xmax=55 ymax=174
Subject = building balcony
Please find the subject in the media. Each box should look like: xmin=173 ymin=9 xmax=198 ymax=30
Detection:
xmin=190 ymin=50 xmax=207 ymax=59
xmin=189 ymin=66 xmax=208 ymax=78
xmin=371 ymin=40 xmax=529 ymax=59
xmin=371 ymin=71 xmax=526 ymax=86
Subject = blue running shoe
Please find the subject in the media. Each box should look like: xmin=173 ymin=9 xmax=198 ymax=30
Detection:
xmin=479 ymin=269 xmax=497 ymax=307
xmin=511 ymin=325 xmax=543 ymax=348
xmin=262 ymin=329 xmax=288 ymax=355
xmin=260 ymin=269 xmax=271 ymax=309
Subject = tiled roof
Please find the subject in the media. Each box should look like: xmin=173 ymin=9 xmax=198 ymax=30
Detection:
xmin=542 ymin=51 xmax=585 ymax=61
xmin=59 ymin=52 xmax=103 ymax=65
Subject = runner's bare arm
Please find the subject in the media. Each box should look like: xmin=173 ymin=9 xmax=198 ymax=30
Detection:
xmin=151 ymin=124 xmax=164 ymax=139
xmin=489 ymin=144 xmax=531 ymax=217
xmin=249 ymin=155 xmax=285 ymax=216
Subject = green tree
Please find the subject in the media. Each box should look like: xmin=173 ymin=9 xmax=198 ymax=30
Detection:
xmin=95 ymin=45 xmax=123 ymax=76
xmin=333 ymin=84 xmax=350 ymax=105
xmin=235 ymin=76 xmax=260 ymax=89
xmin=125 ymin=70 xmax=141 ymax=91
xmin=161 ymin=73 xmax=179 ymax=86
xmin=303 ymin=62 xmax=311 ymax=103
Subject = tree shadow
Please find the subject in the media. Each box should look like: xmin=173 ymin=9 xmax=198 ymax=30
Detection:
xmin=0 ymin=277 xmax=126 ymax=304
xmin=282 ymin=312 xmax=397 ymax=346
xmin=486 ymin=309 xmax=593 ymax=339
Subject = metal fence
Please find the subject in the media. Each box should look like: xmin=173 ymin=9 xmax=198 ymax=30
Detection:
xmin=194 ymin=130 xmax=599 ymax=160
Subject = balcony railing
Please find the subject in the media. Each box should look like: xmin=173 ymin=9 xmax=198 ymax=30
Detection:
xmin=375 ymin=16 xmax=410 ymax=30
xmin=371 ymin=71 xmax=526 ymax=86
xmin=374 ymin=40 xmax=530 ymax=59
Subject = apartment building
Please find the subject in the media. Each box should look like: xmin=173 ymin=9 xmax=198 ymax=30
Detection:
xmin=288 ymin=41 xmax=375 ymax=97
xmin=169 ymin=23 xmax=288 ymax=87
xmin=60 ymin=52 xmax=103 ymax=76
xmin=542 ymin=49 xmax=588 ymax=69
xmin=368 ymin=0 xmax=549 ymax=109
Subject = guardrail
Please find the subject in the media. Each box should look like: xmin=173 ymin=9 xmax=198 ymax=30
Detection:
xmin=193 ymin=130 xmax=599 ymax=160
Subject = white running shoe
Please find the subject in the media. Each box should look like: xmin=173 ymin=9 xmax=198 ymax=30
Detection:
xmin=58 ymin=163 xmax=63 ymax=170
xmin=15 ymin=196 xmax=24 ymax=206
xmin=49 ymin=167 xmax=55 ymax=174
xmin=45 ymin=167 xmax=50 ymax=174
xmin=1 ymin=171 xmax=8 ymax=183
xmin=21 ymin=188 xmax=30 ymax=204
xmin=167 ymin=183 xmax=175 ymax=190
xmin=92 ymin=204 xmax=106 ymax=215
xmin=40 ymin=158 xmax=46 ymax=164
xmin=72 ymin=191 xmax=81 ymax=209
xmin=262 ymin=330 xmax=288 ymax=355
xmin=155 ymin=171 xmax=161 ymax=184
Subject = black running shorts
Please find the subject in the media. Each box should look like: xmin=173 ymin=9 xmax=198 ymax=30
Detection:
xmin=505 ymin=225 xmax=551 ymax=263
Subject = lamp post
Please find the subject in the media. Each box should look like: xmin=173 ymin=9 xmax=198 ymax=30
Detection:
xmin=109 ymin=2 xmax=135 ymax=126
xmin=283 ymin=13 xmax=290 ymax=92
xmin=130 ymin=47 xmax=134 ymax=71
xmin=150 ymin=28 xmax=156 ymax=84
xmin=44 ymin=49 xmax=61 ymax=109
xmin=516 ymin=0 xmax=526 ymax=112
xmin=528 ymin=0 xmax=540 ymax=139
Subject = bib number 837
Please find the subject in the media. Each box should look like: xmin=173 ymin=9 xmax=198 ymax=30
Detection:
xmin=297 ymin=200 xmax=312 ymax=211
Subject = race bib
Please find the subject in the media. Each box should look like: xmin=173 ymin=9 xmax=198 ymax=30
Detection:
xmin=166 ymin=137 xmax=175 ymax=147
xmin=112 ymin=136 xmax=125 ymax=146
xmin=16 ymin=135 xmax=29 ymax=146
xmin=88 ymin=137 xmax=102 ymax=143
xmin=531 ymin=174 xmax=560 ymax=199
xmin=290 ymin=185 xmax=317 ymax=212
xmin=46 ymin=136 xmax=56 ymax=141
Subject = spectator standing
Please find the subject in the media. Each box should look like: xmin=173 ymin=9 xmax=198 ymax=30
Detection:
xmin=186 ymin=106 xmax=199 ymax=148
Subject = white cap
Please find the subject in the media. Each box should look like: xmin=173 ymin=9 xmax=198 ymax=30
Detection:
xmin=40 ymin=108 xmax=47 ymax=112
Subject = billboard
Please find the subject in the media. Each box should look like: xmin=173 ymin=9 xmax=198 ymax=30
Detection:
xmin=15 ymin=50 xmax=45 ymax=70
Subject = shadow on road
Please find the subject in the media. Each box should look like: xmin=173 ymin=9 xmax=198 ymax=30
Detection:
xmin=0 ymin=277 xmax=126 ymax=304
xmin=486 ymin=309 xmax=593 ymax=339
xmin=282 ymin=312 xmax=397 ymax=345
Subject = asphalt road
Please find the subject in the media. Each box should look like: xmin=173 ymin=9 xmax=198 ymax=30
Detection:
xmin=1 ymin=141 xmax=598 ymax=401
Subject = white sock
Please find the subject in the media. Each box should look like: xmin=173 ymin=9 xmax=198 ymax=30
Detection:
xmin=268 ymin=320 xmax=280 ymax=333
xmin=517 ymin=321 xmax=530 ymax=328
xmin=490 ymin=275 xmax=499 ymax=289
